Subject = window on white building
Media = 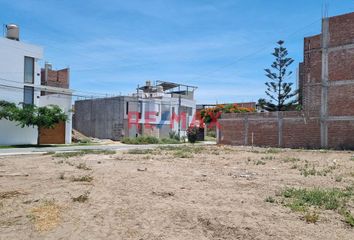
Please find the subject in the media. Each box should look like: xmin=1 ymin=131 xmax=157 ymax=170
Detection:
xmin=24 ymin=56 xmax=34 ymax=84
xmin=24 ymin=86 xmax=34 ymax=105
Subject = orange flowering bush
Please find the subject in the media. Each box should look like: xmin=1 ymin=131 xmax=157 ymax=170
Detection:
xmin=200 ymin=103 xmax=255 ymax=124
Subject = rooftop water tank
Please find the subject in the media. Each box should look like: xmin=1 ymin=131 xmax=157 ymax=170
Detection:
xmin=6 ymin=24 xmax=19 ymax=41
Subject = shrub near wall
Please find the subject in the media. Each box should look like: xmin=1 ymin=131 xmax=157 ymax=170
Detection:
xmin=200 ymin=104 xmax=255 ymax=124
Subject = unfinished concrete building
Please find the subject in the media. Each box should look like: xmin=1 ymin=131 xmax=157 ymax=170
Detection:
xmin=74 ymin=81 xmax=197 ymax=140
xmin=218 ymin=12 xmax=354 ymax=149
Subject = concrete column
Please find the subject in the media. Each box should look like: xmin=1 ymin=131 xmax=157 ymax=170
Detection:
xmin=321 ymin=18 xmax=329 ymax=148
xmin=244 ymin=116 xmax=249 ymax=145
xmin=278 ymin=112 xmax=283 ymax=147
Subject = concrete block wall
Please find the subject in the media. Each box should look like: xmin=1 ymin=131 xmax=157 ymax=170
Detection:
xmin=74 ymin=97 xmax=125 ymax=140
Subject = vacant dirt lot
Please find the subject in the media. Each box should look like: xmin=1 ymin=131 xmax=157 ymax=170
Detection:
xmin=0 ymin=145 xmax=354 ymax=240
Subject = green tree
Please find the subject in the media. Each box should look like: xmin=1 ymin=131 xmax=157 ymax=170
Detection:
xmin=262 ymin=40 xmax=298 ymax=111
xmin=0 ymin=100 xmax=17 ymax=120
xmin=0 ymin=101 xmax=68 ymax=145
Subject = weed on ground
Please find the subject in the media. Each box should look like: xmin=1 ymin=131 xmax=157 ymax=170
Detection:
xmin=279 ymin=186 xmax=354 ymax=227
xmin=72 ymin=191 xmax=90 ymax=203
xmin=71 ymin=175 xmax=93 ymax=182
xmin=53 ymin=149 xmax=115 ymax=158
xmin=28 ymin=200 xmax=61 ymax=232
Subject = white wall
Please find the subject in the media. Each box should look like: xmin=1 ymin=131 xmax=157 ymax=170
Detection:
xmin=0 ymin=37 xmax=43 ymax=145
xmin=137 ymin=96 xmax=196 ymax=137
xmin=39 ymin=94 xmax=73 ymax=144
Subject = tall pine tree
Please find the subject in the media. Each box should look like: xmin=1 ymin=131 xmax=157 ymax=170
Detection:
xmin=261 ymin=40 xmax=298 ymax=111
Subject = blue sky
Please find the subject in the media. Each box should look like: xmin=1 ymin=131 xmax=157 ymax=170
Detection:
xmin=1 ymin=0 xmax=353 ymax=103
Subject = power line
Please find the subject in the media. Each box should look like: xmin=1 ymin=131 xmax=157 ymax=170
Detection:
xmin=188 ymin=18 xmax=322 ymax=82
xmin=0 ymin=77 xmax=195 ymax=106
xmin=0 ymin=77 xmax=110 ymax=97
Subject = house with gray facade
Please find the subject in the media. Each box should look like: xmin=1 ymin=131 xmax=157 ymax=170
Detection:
xmin=73 ymin=81 xmax=197 ymax=140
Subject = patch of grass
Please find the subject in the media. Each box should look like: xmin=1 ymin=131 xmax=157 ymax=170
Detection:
xmin=0 ymin=145 xmax=16 ymax=149
xmin=53 ymin=149 xmax=115 ymax=158
xmin=282 ymin=187 xmax=353 ymax=211
xmin=173 ymin=150 xmax=193 ymax=158
xmin=152 ymin=191 xmax=175 ymax=198
xmin=127 ymin=149 xmax=155 ymax=154
xmin=160 ymin=138 xmax=182 ymax=144
xmin=180 ymin=146 xmax=205 ymax=154
xmin=0 ymin=190 xmax=25 ymax=199
xmin=249 ymin=149 xmax=261 ymax=154
xmin=83 ymin=149 xmax=116 ymax=155
xmin=300 ymin=165 xmax=317 ymax=177
xmin=291 ymin=164 xmax=298 ymax=169
xmin=265 ymin=196 xmax=275 ymax=203
xmin=29 ymin=200 xmax=60 ymax=232
xmin=261 ymin=156 xmax=275 ymax=160
xmin=72 ymin=191 xmax=90 ymax=203
xmin=281 ymin=186 xmax=354 ymax=227
xmin=283 ymin=157 xmax=301 ymax=163
xmin=76 ymin=163 xmax=91 ymax=171
xmin=158 ymin=145 xmax=205 ymax=155
xmin=341 ymin=210 xmax=354 ymax=227
xmin=351 ymin=156 xmax=354 ymax=161
xmin=304 ymin=211 xmax=319 ymax=224
xmin=71 ymin=175 xmax=93 ymax=182
xmin=265 ymin=148 xmax=281 ymax=154
xmin=121 ymin=136 xmax=160 ymax=144
xmin=255 ymin=160 xmax=266 ymax=165
xmin=157 ymin=145 xmax=180 ymax=151
xmin=299 ymin=164 xmax=336 ymax=177
xmin=53 ymin=151 xmax=82 ymax=158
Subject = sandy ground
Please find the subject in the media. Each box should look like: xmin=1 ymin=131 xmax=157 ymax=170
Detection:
xmin=0 ymin=145 xmax=354 ymax=240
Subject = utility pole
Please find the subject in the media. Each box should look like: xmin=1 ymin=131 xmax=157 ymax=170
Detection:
xmin=178 ymin=85 xmax=181 ymax=139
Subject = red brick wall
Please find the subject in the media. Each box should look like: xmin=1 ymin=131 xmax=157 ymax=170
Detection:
xmin=329 ymin=12 xmax=354 ymax=47
xmin=328 ymin=49 xmax=354 ymax=81
xmin=328 ymin=84 xmax=354 ymax=116
xmin=301 ymin=34 xmax=322 ymax=113
xmin=282 ymin=118 xmax=321 ymax=149
xmin=219 ymin=119 xmax=245 ymax=146
xmin=247 ymin=120 xmax=278 ymax=147
xmin=328 ymin=121 xmax=354 ymax=149
xmin=41 ymin=68 xmax=69 ymax=90
xmin=219 ymin=112 xmax=321 ymax=148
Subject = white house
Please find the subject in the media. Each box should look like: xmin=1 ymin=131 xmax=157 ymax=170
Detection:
xmin=0 ymin=24 xmax=72 ymax=145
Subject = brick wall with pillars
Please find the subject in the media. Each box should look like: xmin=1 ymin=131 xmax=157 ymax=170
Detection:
xmin=219 ymin=12 xmax=354 ymax=149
